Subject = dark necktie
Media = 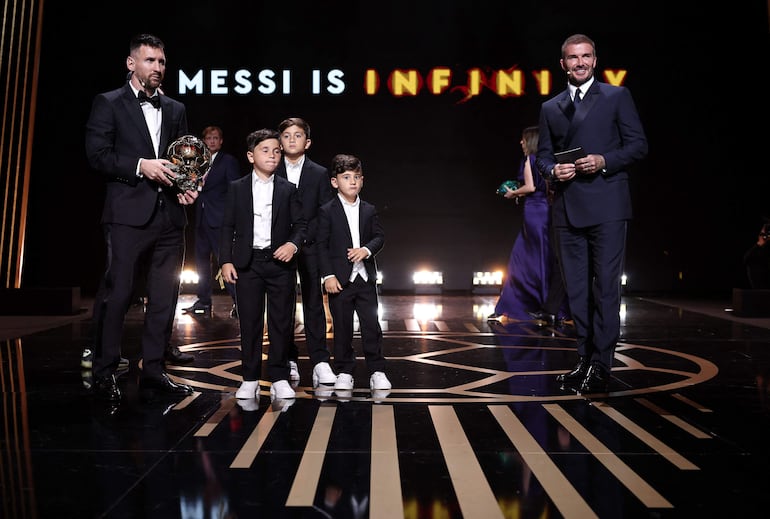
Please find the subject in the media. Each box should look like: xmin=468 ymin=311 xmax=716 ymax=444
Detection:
xmin=574 ymin=89 xmax=582 ymax=106
xmin=137 ymin=91 xmax=161 ymax=109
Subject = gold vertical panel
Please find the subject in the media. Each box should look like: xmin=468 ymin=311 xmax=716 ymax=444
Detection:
xmin=0 ymin=0 xmax=44 ymax=288
xmin=0 ymin=338 xmax=35 ymax=518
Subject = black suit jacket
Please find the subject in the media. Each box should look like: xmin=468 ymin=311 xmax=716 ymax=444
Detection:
xmin=274 ymin=157 xmax=333 ymax=246
xmin=85 ymin=82 xmax=189 ymax=228
xmin=536 ymin=81 xmax=647 ymax=228
xmin=196 ymin=151 xmax=241 ymax=229
xmin=317 ymin=196 xmax=385 ymax=285
xmin=219 ymin=173 xmax=306 ymax=269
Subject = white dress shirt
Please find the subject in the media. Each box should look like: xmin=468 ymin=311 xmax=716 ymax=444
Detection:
xmin=284 ymin=155 xmax=304 ymax=187
xmin=339 ymin=194 xmax=368 ymax=282
xmin=570 ymin=76 xmax=594 ymax=102
xmin=129 ymin=84 xmax=162 ymax=157
xmin=252 ymin=173 xmax=274 ymax=249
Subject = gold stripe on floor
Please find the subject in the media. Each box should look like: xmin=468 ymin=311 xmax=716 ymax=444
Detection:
xmin=434 ymin=321 xmax=450 ymax=331
xmin=230 ymin=404 xmax=284 ymax=469
xmin=544 ymin=404 xmax=673 ymax=508
xmin=671 ymin=393 xmax=714 ymax=413
xmin=464 ymin=323 xmax=480 ymax=332
xmin=671 ymin=393 xmax=713 ymax=412
xmin=286 ymin=405 xmax=337 ymax=506
xmin=172 ymin=391 xmax=201 ymax=410
xmin=489 ymin=405 xmax=598 ymax=519
xmin=634 ymin=398 xmax=711 ymax=440
xmin=194 ymin=396 xmax=236 ymax=436
xmin=405 ymin=319 xmax=421 ymax=332
xmin=429 ymin=405 xmax=504 ymax=519
xmin=370 ymin=405 xmax=405 ymax=519
xmin=595 ymin=401 xmax=700 ymax=469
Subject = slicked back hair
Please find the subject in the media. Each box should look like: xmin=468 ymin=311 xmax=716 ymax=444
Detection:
xmin=329 ymin=154 xmax=362 ymax=178
xmin=246 ymin=129 xmax=280 ymax=151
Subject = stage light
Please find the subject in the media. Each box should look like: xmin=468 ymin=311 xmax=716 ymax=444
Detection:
xmin=473 ymin=271 xmax=503 ymax=285
xmin=413 ymin=270 xmax=443 ymax=294
xmin=474 ymin=303 xmax=496 ymax=319
xmin=621 ymin=273 xmax=628 ymax=286
xmin=412 ymin=303 xmax=442 ymax=322
xmin=179 ymin=269 xmax=199 ymax=294
xmin=180 ymin=269 xmax=199 ymax=285
xmin=472 ymin=270 xmax=503 ymax=294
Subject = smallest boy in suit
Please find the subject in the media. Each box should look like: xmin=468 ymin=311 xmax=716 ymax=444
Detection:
xmin=220 ymin=129 xmax=306 ymax=402
xmin=317 ymin=154 xmax=391 ymax=394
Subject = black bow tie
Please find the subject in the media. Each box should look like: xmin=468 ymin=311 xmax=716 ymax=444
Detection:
xmin=137 ymin=91 xmax=161 ymax=109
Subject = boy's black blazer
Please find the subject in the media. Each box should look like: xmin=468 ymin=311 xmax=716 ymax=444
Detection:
xmin=317 ymin=196 xmax=384 ymax=285
xmin=274 ymin=157 xmax=333 ymax=246
xmin=219 ymin=173 xmax=306 ymax=269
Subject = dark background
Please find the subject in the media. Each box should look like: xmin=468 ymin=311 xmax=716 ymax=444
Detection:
xmin=24 ymin=1 xmax=770 ymax=295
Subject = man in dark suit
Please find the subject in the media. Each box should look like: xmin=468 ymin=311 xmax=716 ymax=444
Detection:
xmin=536 ymin=33 xmax=648 ymax=393
xmin=184 ymin=125 xmax=241 ymax=318
xmin=85 ymin=34 xmax=199 ymax=402
xmin=275 ymin=117 xmax=336 ymax=387
xmin=219 ymin=129 xmax=306 ymax=402
xmin=317 ymin=154 xmax=390 ymax=393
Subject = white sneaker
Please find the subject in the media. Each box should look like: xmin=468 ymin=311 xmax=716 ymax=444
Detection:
xmin=289 ymin=361 xmax=300 ymax=382
xmin=312 ymin=362 xmax=337 ymax=386
xmin=370 ymin=371 xmax=392 ymax=390
xmin=334 ymin=373 xmax=354 ymax=390
xmin=270 ymin=379 xmax=296 ymax=399
xmin=314 ymin=386 xmax=333 ymax=401
xmin=236 ymin=380 xmax=259 ymax=399
xmin=371 ymin=389 xmax=391 ymax=402
xmin=335 ymin=389 xmax=352 ymax=402
xmin=236 ymin=397 xmax=260 ymax=412
xmin=271 ymin=398 xmax=295 ymax=412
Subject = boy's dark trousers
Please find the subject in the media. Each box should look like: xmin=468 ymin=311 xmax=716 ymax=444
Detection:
xmin=327 ymin=275 xmax=385 ymax=375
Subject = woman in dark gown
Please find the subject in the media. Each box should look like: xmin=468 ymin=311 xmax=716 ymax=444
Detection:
xmin=492 ymin=126 xmax=568 ymax=321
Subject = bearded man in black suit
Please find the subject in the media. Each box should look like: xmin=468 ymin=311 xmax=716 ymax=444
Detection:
xmin=85 ymin=33 xmax=198 ymax=402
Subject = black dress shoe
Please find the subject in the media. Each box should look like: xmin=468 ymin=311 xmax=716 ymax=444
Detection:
xmin=93 ymin=374 xmax=122 ymax=402
xmin=165 ymin=346 xmax=194 ymax=364
xmin=139 ymin=372 xmax=193 ymax=401
xmin=528 ymin=310 xmax=560 ymax=327
xmin=527 ymin=310 xmax=545 ymax=320
xmin=556 ymin=356 xmax=590 ymax=386
xmin=183 ymin=300 xmax=211 ymax=314
xmin=579 ymin=364 xmax=611 ymax=394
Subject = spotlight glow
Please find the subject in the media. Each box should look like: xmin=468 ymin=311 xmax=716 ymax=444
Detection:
xmin=180 ymin=269 xmax=199 ymax=284
xmin=473 ymin=271 xmax=503 ymax=286
xmin=413 ymin=303 xmax=442 ymax=322
xmin=413 ymin=271 xmax=443 ymax=285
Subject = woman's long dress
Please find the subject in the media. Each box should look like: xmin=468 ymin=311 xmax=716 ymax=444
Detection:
xmin=494 ymin=154 xmax=565 ymax=320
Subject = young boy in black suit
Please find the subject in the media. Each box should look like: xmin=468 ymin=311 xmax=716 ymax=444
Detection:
xmin=317 ymin=154 xmax=391 ymax=394
xmin=275 ymin=117 xmax=336 ymax=387
xmin=219 ymin=129 xmax=306 ymax=402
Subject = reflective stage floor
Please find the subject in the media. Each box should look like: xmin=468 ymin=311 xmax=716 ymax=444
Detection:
xmin=3 ymin=293 xmax=770 ymax=518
